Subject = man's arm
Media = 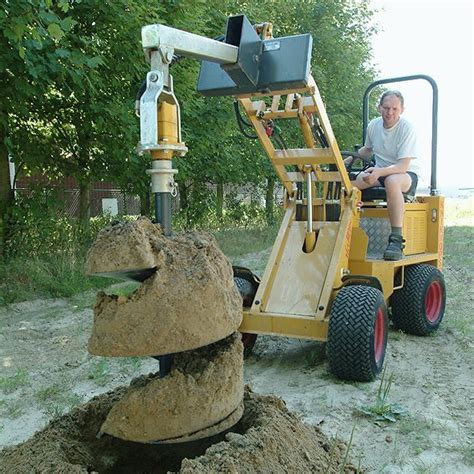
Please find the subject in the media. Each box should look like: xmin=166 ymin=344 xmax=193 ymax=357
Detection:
xmin=363 ymin=157 xmax=413 ymax=185
xmin=343 ymin=146 xmax=373 ymax=164
xmin=357 ymin=146 xmax=373 ymax=159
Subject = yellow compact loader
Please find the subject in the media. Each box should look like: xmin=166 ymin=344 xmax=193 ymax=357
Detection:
xmin=232 ymin=73 xmax=445 ymax=382
xmin=135 ymin=15 xmax=445 ymax=382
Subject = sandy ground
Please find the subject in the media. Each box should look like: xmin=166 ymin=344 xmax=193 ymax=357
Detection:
xmin=1 ymin=200 xmax=473 ymax=472
xmin=1 ymin=278 xmax=472 ymax=473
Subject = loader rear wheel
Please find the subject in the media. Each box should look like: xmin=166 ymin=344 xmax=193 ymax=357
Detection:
xmin=234 ymin=276 xmax=258 ymax=358
xmin=391 ymin=264 xmax=446 ymax=336
xmin=327 ymin=285 xmax=388 ymax=382
xmin=241 ymin=333 xmax=258 ymax=358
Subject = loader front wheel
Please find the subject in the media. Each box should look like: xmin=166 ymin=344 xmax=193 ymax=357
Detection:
xmin=327 ymin=285 xmax=388 ymax=382
xmin=391 ymin=264 xmax=446 ymax=336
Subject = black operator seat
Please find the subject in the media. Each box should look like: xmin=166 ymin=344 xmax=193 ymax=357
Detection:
xmin=344 ymin=151 xmax=419 ymax=204
xmin=360 ymin=173 xmax=418 ymax=203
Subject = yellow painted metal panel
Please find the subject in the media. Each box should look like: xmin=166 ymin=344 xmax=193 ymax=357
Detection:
xmin=349 ymin=260 xmax=394 ymax=299
xmin=361 ymin=202 xmax=428 ymax=218
xmin=318 ymin=172 xmax=342 ymax=182
xmin=349 ymin=227 xmax=369 ymax=261
xmin=251 ymin=205 xmax=295 ymax=312
xmin=240 ymin=311 xmax=328 ymax=341
xmin=315 ymin=202 xmax=355 ymax=318
xmin=350 ymin=252 xmax=440 ymax=299
xmin=404 ymin=210 xmax=427 ymax=254
xmin=420 ymin=196 xmax=444 ymax=269
xmin=263 ymin=221 xmax=338 ymax=316
xmin=273 ymin=148 xmax=335 ymax=165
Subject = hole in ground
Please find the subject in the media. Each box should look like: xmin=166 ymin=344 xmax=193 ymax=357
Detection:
xmin=0 ymin=386 xmax=247 ymax=473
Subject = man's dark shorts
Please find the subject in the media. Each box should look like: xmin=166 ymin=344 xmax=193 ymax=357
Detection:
xmin=378 ymin=171 xmax=418 ymax=196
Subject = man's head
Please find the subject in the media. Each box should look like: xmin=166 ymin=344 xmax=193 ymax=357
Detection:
xmin=378 ymin=90 xmax=405 ymax=128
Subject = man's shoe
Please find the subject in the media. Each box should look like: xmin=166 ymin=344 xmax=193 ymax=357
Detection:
xmin=384 ymin=233 xmax=405 ymax=261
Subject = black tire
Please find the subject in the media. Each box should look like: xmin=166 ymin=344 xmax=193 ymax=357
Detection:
xmin=327 ymin=285 xmax=388 ymax=382
xmin=241 ymin=333 xmax=258 ymax=358
xmin=391 ymin=264 xmax=446 ymax=336
xmin=234 ymin=276 xmax=258 ymax=358
xmin=234 ymin=277 xmax=254 ymax=307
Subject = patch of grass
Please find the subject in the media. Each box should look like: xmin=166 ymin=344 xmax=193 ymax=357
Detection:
xmin=35 ymin=385 xmax=63 ymax=402
xmin=443 ymin=225 xmax=474 ymax=338
xmin=460 ymin=446 xmax=474 ymax=467
xmin=389 ymin=437 xmax=405 ymax=465
xmin=413 ymin=460 xmax=431 ymax=474
xmin=34 ymin=384 xmax=83 ymax=418
xmin=118 ymin=357 xmax=142 ymax=374
xmin=339 ymin=424 xmax=356 ymax=473
xmin=0 ymin=399 xmax=25 ymax=419
xmin=0 ymin=218 xmax=280 ymax=306
xmin=356 ymin=366 xmax=407 ymax=422
xmin=213 ymin=223 xmax=280 ymax=259
xmin=69 ymin=290 xmax=98 ymax=311
xmin=0 ymin=254 xmax=118 ymax=306
xmin=109 ymin=282 xmax=141 ymax=297
xmin=0 ymin=369 xmax=29 ymax=394
xmin=444 ymin=197 xmax=474 ymax=226
xmin=88 ymin=359 xmax=111 ymax=385
xmin=398 ymin=416 xmax=427 ymax=435
xmin=42 ymin=394 xmax=82 ymax=419
xmin=389 ymin=329 xmax=404 ymax=341
xmin=7 ymin=402 xmax=25 ymax=419
xmin=397 ymin=417 xmax=432 ymax=453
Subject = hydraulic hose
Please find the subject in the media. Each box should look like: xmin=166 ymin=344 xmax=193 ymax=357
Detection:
xmin=233 ymin=100 xmax=258 ymax=139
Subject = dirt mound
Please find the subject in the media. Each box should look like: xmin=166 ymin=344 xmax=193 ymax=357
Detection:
xmin=86 ymin=218 xmax=242 ymax=357
xmin=101 ymin=333 xmax=244 ymax=443
xmin=86 ymin=217 xmax=159 ymax=276
xmin=0 ymin=386 xmax=354 ymax=473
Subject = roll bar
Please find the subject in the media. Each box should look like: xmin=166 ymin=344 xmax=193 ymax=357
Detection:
xmin=362 ymin=75 xmax=439 ymax=195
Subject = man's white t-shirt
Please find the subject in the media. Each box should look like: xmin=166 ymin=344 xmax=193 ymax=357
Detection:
xmin=365 ymin=117 xmax=419 ymax=175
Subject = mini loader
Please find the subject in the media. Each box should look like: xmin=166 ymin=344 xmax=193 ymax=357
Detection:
xmin=90 ymin=15 xmax=446 ymax=435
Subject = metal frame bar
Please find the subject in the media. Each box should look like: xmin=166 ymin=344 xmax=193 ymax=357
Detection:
xmin=142 ymin=24 xmax=239 ymax=64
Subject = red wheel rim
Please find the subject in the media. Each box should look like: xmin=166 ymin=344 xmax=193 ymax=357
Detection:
xmin=374 ymin=308 xmax=385 ymax=363
xmin=425 ymin=281 xmax=443 ymax=323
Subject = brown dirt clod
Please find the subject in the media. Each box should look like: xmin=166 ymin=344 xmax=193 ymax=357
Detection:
xmin=86 ymin=218 xmax=242 ymax=357
xmin=100 ymin=333 xmax=244 ymax=443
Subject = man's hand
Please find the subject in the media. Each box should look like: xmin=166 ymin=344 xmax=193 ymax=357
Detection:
xmin=362 ymin=167 xmax=382 ymax=186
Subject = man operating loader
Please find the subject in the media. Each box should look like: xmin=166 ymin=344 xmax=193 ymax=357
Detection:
xmin=347 ymin=90 xmax=418 ymax=260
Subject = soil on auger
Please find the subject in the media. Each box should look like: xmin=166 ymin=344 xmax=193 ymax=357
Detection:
xmin=100 ymin=333 xmax=244 ymax=444
xmin=86 ymin=217 xmax=243 ymax=357
xmin=0 ymin=386 xmax=354 ymax=473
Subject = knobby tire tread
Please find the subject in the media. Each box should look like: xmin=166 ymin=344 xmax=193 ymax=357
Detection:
xmin=391 ymin=264 xmax=446 ymax=336
xmin=327 ymin=285 xmax=387 ymax=382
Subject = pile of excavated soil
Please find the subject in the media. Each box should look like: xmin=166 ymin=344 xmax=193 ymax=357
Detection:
xmin=0 ymin=386 xmax=355 ymax=473
xmin=86 ymin=218 xmax=242 ymax=357
xmin=101 ymin=333 xmax=244 ymax=443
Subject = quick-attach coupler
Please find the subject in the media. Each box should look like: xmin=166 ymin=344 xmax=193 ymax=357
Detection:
xmin=146 ymin=160 xmax=178 ymax=194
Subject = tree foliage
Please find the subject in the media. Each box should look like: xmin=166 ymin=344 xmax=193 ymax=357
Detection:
xmin=164 ymin=0 xmax=378 ymax=225
xmin=0 ymin=0 xmax=378 ymax=255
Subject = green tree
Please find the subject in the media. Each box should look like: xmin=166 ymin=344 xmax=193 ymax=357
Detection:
xmin=167 ymin=0 xmax=378 ymax=223
xmin=1 ymin=0 xmax=379 ymax=251
xmin=0 ymin=0 xmax=78 ymax=254
xmin=7 ymin=1 xmax=167 ymax=230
